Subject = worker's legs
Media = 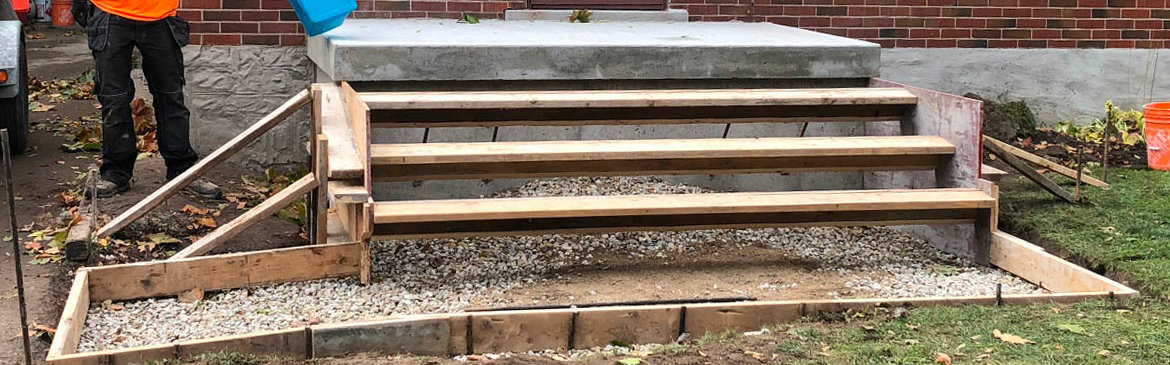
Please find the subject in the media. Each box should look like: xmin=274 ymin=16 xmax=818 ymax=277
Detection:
xmin=89 ymin=10 xmax=137 ymax=188
xmin=136 ymin=17 xmax=197 ymax=180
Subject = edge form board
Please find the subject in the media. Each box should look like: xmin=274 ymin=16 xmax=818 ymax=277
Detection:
xmin=49 ymin=232 xmax=1135 ymax=364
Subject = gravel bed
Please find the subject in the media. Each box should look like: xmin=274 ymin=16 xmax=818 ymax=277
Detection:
xmin=78 ymin=176 xmax=1043 ymax=352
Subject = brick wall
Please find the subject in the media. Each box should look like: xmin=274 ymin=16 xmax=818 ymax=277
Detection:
xmin=182 ymin=0 xmax=1170 ymax=48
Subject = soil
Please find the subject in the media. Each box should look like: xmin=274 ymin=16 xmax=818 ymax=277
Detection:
xmin=3 ymin=25 xmax=303 ymax=364
xmin=489 ymin=244 xmax=861 ymax=310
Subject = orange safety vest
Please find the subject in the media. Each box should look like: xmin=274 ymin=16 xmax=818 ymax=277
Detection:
xmin=90 ymin=0 xmax=179 ymax=21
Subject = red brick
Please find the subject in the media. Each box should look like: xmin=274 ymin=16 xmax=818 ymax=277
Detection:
xmin=1105 ymin=19 xmax=1134 ymax=28
xmin=721 ymin=4 xmax=752 ymax=15
xmin=1018 ymin=0 xmax=1047 ymax=5
xmin=1048 ymin=39 xmax=1077 ymax=47
xmin=1076 ymin=40 xmax=1106 ymax=48
xmin=1136 ymin=0 xmax=1165 ymax=6
xmin=927 ymin=38 xmax=958 ymax=47
xmin=1002 ymin=29 xmax=1031 ymax=38
xmin=355 ymin=1 xmax=375 ymax=11
xmin=222 ymin=0 xmax=259 ymax=9
xmin=448 ymin=1 xmax=483 ymax=11
xmin=220 ymin=22 xmax=258 ymax=33
xmin=689 ymin=4 xmax=720 ymax=14
xmin=910 ymin=28 xmax=941 ymax=37
xmin=862 ymin=17 xmax=895 ymax=26
xmin=832 ymin=17 xmax=864 ymax=26
xmin=190 ymin=21 xmax=219 ymax=33
xmin=391 ymin=11 xmax=426 ymax=18
xmin=482 ymin=2 xmax=510 ymax=12
xmin=203 ymin=10 xmax=241 ymax=21
xmin=819 ymin=28 xmax=850 ymax=36
xmin=242 ymin=34 xmax=280 ymax=45
xmin=870 ymin=39 xmax=897 ymax=47
xmin=955 ymin=18 xmax=986 ymax=27
xmin=176 ymin=10 xmax=203 ymax=21
xmin=411 ymin=2 xmax=446 ymax=11
xmin=765 ymin=16 xmax=799 ymax=26
xmin=1134 ymin=40 xmax=1161 ymax=48
xmin=894 ymin=17 xmax=925 ymax=27
xmin=785 ymin=6 xmax=816 ymax=15
xmin=182 ymin=0 xmax=220 ymax=9
xmin=1002 ymin=8 xmax=1031 ymax=17
xmin=896 ymin=39 xmax=928 ymax=46
xmin=897 ymin=0 xmax=927 ymax=4
xmin=971 ymin=7 xmax=1001 ymax=17
xmin=1106 ymin=40 xmax=1134 ymax=47
xmin=1079 ymin=0 xmax=1107 ymax=5
xmin=834 ymin=0 xmax=866 ymax=5
xmin=879 ymin=6 xmax=910 ymax=15
xmin=375 ymin=1 xmax=410 ymax=10
xmin=202 ymin=34 xmax=242 ymax=45
xmin=941 ymin=28 xmax=972 ymax=37
xmin=957 ymin=39 xmax=989 ymax=47
xmin=847 ymin=6 xmax=880 ymax=16
xmin=1077 ymin=19 xmax=1105 ymax=28
xmin=1015 ymin=18 xmax=1045 ymax=28
xmin=1134 ymin=19 xmax=1163 ymax=28
xmin=800 ymin=16 xmax=832 ymax=26
xmin=1062 ymin=29 xmax=1091 ymax=38
xmin=955 ymin=0 xmax=988 ymax=4
xmin=924 ymin=17 xmax=956 ymax=27
xmin=241 ymin=10 xmax=279 ymax=21
xmin=1092 ymin=29 xmax=1121 ymax=38
xmin=985 ymin=18 xmax=1016 ymax=27
xmin=910 ymin=7 xmax=941 ymax=16
xmin=972 ymin=29 xmax=1002 ymax=37
xmin=1032 ymin=28 xmax=1061 ymax=38
xmin=847 ymin=28 xmax=880 ymax=37
xmin=261 ymin=0 xmax=292 ymax=9
xmin=280 ymin=34 xmax=306 ymax=46
xmin=927 ymin=0 xmax=955 ymax=4
xmin=1019 ymin=39 xmax=1046 ymax=47
xmin=1032 ymin=8 xmax=1061 ymax=17
xmin=1061 ymin=8 xmax=1090 ymax=17
xmin=865 ymin=0 xmax=896 ymax=4
xmin=259 ymin=22 xmax=298 ymax=33
xmin=988 ymin=0 xmax=1017 ymax=6
xmin=988 ymin=39 xmax=1018 ymax=47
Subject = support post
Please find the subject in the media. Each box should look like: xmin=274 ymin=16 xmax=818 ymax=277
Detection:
xmin=315 ymin=134 xmax=329 ymax=244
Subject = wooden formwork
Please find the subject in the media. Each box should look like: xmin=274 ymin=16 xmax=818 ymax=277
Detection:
xmin=45 ymin=231 xmax=1136 ymax=364
xmin=47 ymin=81 xmax=1137 ymax=364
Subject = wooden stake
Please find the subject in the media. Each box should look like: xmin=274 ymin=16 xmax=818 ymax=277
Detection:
xmin=97 ymin=90 xmax=312 ymax=239
xmin=315 ymin=135 xmax=329 ymax=245
xmin=1075 ymin=145 xmax=1084 ymax=202
xmin=170 ymin=174 xmax=320 ymax=260
xmin=983 ymin=138 xmax=1078 ymax=203
xmin=983 ymin=136 xmax=1108 ymax=188
xmin=1103 ymin=105 xmax=1112 ymax=184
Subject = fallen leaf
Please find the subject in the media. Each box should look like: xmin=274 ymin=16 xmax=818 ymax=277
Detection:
xmin=147 ymin=233 xmax=181 ymax=245
xmin=616 ymin=358 xmax=643 ymax=365
xmin=993 ymin=329 xmax=1033 ymax=345
xmin=1056 ymin=324 xmax=1092 ymax=336
xmin=196 ymin=217 xmax=217 ymax=228
xmin=181 ymin=204 xmax=210 ymax=215
xmin=178 ymin=287 xmax=204 ymax=303
xmin=906 ymin=324 xmax=920 ymax=330
xmin=1098 ymin=349 xmax=1111 ymax=357
xmin=935 ymin=352 xmax=952 ymax=365
xmin=1051 ymin=307 xmax=1062 ymax=314
xmin=744 ymin=351 xmax=765 ymax=361
xmin=29 ymin=102 xmax=55 ymax=112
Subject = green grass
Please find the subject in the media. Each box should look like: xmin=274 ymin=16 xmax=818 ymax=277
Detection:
xmin=999 ymin=168 xmax=1170 ymax=297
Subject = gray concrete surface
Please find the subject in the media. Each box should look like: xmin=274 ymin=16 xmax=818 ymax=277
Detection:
xmin=308 ymin=19 xmax=879 ymax=82
xmin=184 ymin=45 xmax=312 ymax=168
xmin=504 ymin=9 xmax=689 ymax=22
xmin=880 ymin=48 xmax=1170 ymax=125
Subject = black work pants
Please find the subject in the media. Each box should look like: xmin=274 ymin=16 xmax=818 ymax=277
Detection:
xmin=84 ymin=7 xmax=195 ymax=186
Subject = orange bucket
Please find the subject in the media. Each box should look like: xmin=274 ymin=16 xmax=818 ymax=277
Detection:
xmin=51 ymin=0 xmax=73 ymax=27
xmin=1143 ymin=102 xmax=1170 ymax=171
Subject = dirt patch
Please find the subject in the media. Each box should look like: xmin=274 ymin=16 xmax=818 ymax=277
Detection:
xmin=966 ymin=93 xmax=1038 ymax=142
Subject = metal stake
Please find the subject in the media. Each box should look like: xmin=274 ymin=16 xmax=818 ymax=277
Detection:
xmin=721 ymin=123 xmax=731 ymax=139
xmin=491 ymin=126 xmax=500 ymax=142
xmin=422 ymin=128 xmax=430 ymax=143
xmin=1075 ymin=145 xmax=1084 ymax=202
xmin=2 ymin=130 xmax=34 ymax=365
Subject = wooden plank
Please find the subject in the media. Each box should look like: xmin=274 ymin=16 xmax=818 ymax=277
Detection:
xmin=340 ymin=82 xmax=371 ymax=196
xmin=976 ymin=178 xmax=1000 ymax=232
xmin=983 ymin=135 xmax=1108 ymax=188
xmin=470 ymin=310 xmax=573 ymax=353
xmin=983 ymin=138 xmax=1078 ymax=203
xmin=375 ymin=189 xmax=995 ymax=224
xmin=97 ymin=90 xmax=311 ymax=239
xmin=990 ymin=231 xmax=1136 ymax=294
xmin=360 ymin=88 xmax=917 ymax=110
xmin=48 ymin=270 xmax=88 ymax=357
xmin=171 ymin=174 xmax=320 ymax=260
xmin=87 ymin=242 xmax=361 ymax=302
xmin=370 ymin=107 xmax=907 ymax=129
xmin=981 ymin=164 xmax=1008 ymax=181
xmin=371 ymin=136 xmax=955 ymax=180
xmin=312 ymin=317 xmax=449 ymax=357
xmin=317 ymin=83 xmax=364 ymax=180
xmin=573 ymin=305 xmax=681 ymax=349
xmin=314 ymin=135 xmax=329 ymax=244
xmin=177 ymin=328 xmax=307 ymax=360
xmin=448 ymin=315 xmax=470 ymax=356
xmin=327 ymin=181 xmax=369 ymax=204
xmin=684 ymin=301 xmax=801 ymax=336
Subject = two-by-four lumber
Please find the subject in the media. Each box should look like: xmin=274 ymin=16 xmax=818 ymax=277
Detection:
xmin=362 ymin=87 xmax=917 ymax=128
xmin=982 ymin=138 xmax=1078 ymax=203
xmin=317 ymin=83 xmax=364 ymax=180
xmin=372 ymin=189 xmax=996 ymax=238
xmin=170 ymin=174 xmax=321 ymax=260
xmin=47 ymin=270 xmax=88 ymax=357
xmin=314 ymin=135 xmax=329 ymax=244
xmin=372 ymin=136 xmax=955 ymax=181
xmin=983 ymin=135 xmax=1108 ymax=188
xmin=97 ymin=90 xmax=312 ymax=239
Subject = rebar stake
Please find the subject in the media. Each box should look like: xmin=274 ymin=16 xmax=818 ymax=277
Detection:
xmin=1075 ymin=145 xmax=1084 ymax=202
xmin=2 ymin=130 xmax=33 ymax=365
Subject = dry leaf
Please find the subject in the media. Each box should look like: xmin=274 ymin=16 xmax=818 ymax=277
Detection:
xmin=1097 ymin=349 xmax=1111 ymax=357
xmin=993 ymin=329 xmax=1033 ymax=345
xmin=178 ymin=287 xmax=204 ymax=303
xmin=935 ymin=353 xmax=952 ymax=365
xmin=196 ymin=217 xmax=217 ymax=228
xmin=181 ymin=204 xmax=210 ymax=215
xmin=744 ymin=350 xmax=766 ymax=361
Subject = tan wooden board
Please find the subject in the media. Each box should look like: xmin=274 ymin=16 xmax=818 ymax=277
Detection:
xmin=97 ymin=90 xmax=311 ymax=238
xmin=360 ymin=88 xmax=917 ymax=110
xmin=573 ymin=305 xmax=682 ymax=349
xmin=317 ymin=83 xmax=364 ymax=180
xmin=983 ymin=135 xmax=1108 ymax=188
xmin=171 ymin=174 xmax=320 ymax=259
xmin=48 ymin=270 xmax=88 ymax=357
xmin=313 ymin=317 xmax=449 ymax=357
xmin=981 ymin=164 xmax=1008 ymax=181
xmin=374 ymin=189 xmax=996 ymax=224
xmin=328 ymin=180 xmax=369 ymax=204
xmin=341 ymin=82 xmax=372 ymax=192
xmin=87 ymin=242 xmax=362 ymax=302
xmin=371 ymin=136 xmax=954 ymax=180
xmin=470 ymin=310 xmax=573 ymax=353
xmin=990 ymin=231 xmax=1135 ymax=294
xmin=684 ymin=301 xmax=801 ymax=336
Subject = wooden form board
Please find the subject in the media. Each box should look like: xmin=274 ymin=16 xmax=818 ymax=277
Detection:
xmin=48 ymin=270 xmax=88 ymax=357
xmin=371 ymin=189 xmax=995 ymax=238
xmin=360 ymin=88 xmax=917 ymax=110
xmin=317 ymin=83 xmax=364 ymax=180
xmin=371 ymin=136 xmax=955 ymax=181
xmin=97 ymin=90 xmax=312 ymax=239
xmin=47 ymin=231 xmax=1135 ymax=364
xmin=983 ymin=136 xmax=1108 ymax=188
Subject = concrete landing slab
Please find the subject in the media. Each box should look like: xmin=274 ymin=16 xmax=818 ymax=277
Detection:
xmin=308 ymin=19 xmax=879 ymax=82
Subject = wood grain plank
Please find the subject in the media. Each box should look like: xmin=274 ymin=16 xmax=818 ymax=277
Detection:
xmin=48 ymin=270 xmax=88 ymax=357
xmin=360 ymin=88 xmax=916 ymax=110
xmin=983 ymin=135 xmax=1108 ymax=187
xmin=317 ymin=83 xmax=364 ymax=180
xmin=990 ymin=231 xmax=1136 ymax=294
xmin=573 ymin=306 xmax=681 ymax=349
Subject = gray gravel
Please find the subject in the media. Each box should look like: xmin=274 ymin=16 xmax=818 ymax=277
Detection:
xmin=78 ymin=176 xmax=1044 ymax=352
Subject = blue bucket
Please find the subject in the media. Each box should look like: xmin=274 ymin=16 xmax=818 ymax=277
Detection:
xmin=289 ymin=0 xmax=357 ymax=37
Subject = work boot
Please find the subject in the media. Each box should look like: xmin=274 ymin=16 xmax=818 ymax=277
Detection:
xmin=85 ymin=179 xmax=131 ymax=199
xmin=184 ymin=178 xmax=224 ymax=199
